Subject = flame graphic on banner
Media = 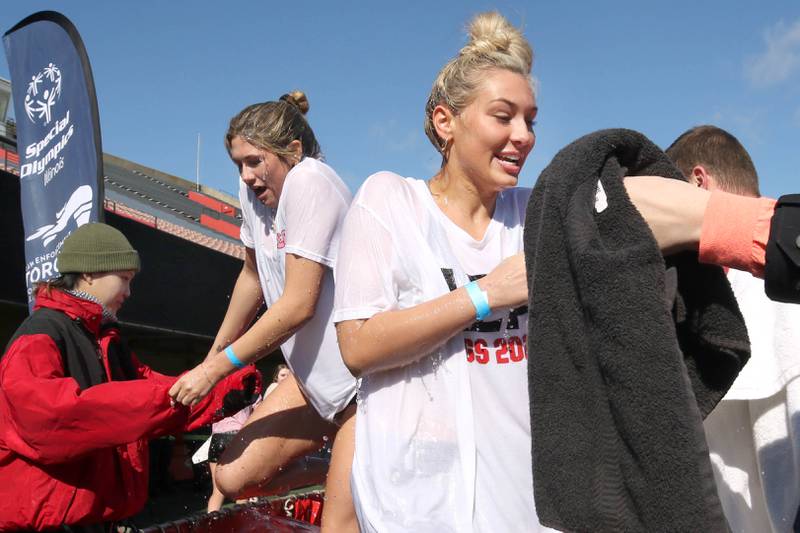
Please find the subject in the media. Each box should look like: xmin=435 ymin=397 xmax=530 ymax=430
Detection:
xmin=25 ymin=184 xmax=93 ymax=247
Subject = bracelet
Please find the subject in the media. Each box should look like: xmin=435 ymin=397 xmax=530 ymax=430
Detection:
xmin=200 ymin=363 xmax=214 ymax=387
xmin=464 ymin=280 xmax=491 ymax=321
xmin=224 ymin=346 xmax=246 ymax=369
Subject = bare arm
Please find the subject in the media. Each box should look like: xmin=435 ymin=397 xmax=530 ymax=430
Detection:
xmin=624 ymin=176 xmax=710 ymax=254
xmin=337 ymin=253 xmax=527 ymax=377
xmin=169 ymin=252 xmax=325 ymax=405
xmin=205 ymin=247 xmax=263 ymax=359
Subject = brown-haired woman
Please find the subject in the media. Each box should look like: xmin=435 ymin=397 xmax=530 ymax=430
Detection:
xmin=169 ymin=92 xmax=357 ymax=531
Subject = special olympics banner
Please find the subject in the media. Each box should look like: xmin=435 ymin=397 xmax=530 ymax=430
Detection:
xmin=3 ymin=11 xmax=104 ymax=309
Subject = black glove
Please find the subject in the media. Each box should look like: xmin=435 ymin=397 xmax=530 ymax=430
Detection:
xmin=215 ymin=373 xmax=260 ymax=418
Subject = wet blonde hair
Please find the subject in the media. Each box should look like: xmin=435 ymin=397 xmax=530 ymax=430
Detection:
xmin=225 ymin=90 xmax=321 ymax=163
xmin=424 ymin=12 xmax=534 ymax=159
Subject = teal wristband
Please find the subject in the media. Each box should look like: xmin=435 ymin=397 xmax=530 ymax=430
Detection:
xmin=465 ymin=280 xmax=491 ymax=321
xmin=224 ymin=346 xmax=246 ymax=369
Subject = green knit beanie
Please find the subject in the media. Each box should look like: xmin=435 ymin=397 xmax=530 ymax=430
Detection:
xmin=57 ymin=223 xmax=141 ymax=274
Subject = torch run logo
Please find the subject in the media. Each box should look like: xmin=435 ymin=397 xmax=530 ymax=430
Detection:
xmin=26 ymin=185 xmax=93 ymax=247
xmin=24 ymin=185 xmax=94 ymax=288
xmin=21 ymin=62 xmax=74 ymax=181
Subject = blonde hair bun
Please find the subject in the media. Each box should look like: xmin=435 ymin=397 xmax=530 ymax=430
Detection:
xmin=280 ymin=90 xmax=310 ymax=115
xmin=423 ymin=12 xmax=534 ymax=158
xmin=461 ymin=12 xmax=532 ymax=74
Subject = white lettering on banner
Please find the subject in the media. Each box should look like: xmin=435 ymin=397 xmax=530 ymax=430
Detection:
xmin=43 ymin=157 xmax=65 ymax=186
xmin=24 ymin=237 xmax=68 ymax=299
xmin=20 ymin=63 xmax=76 ymax=181
xmin=26 ymin=259 xmax=57 ymax=289
xmin=24 ymin=110 xmax=71 ymax=159
xmin=21 ymin=119 xmax=74 ymax=179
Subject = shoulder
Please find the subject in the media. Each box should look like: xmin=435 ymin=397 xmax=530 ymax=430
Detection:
xmin=1 ymin=320 xmax=64 ymax=374
xmin=499 ymin=186 xmax=533 ymax=215
xmin=287 ymin=158 xmax=351 ymax=199
xmin=12 ymin=308 xmax=71 ymax=340
xmin=361 ymin=170 xmax=409 ymax=189
xmin=503 ymin=186 xmax=533 ymax=204
xmin=354 ymin=171 xmax=418 ymax=206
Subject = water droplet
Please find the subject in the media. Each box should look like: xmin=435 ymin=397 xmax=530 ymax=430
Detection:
xmin=355 ymin=378 xmax=366 ymax=412
xmin=430 ymin=350 xmax=444 ymax=373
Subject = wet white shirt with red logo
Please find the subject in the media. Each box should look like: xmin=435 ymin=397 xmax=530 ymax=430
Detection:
xmin=239 ymin=157 xmax=356 ymax=421
xmin=334 ymin=172 xmax=555 ymax=532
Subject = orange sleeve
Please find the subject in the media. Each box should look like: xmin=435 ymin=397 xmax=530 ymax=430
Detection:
xmin=698 ymin=190 xmax=776 ymax=278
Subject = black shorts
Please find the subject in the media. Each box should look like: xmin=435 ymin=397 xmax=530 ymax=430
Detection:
xmin=208 ymin=432 xmax=236 ymax=463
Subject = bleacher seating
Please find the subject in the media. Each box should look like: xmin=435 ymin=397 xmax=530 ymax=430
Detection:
xmin=102 ymin=157 xmax=245 ymax=259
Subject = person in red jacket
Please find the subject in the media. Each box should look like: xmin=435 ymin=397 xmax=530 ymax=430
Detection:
xmin=0 ymin=223 xmax=260 ymax=532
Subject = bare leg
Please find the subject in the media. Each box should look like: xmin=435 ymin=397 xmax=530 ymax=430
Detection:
xmin=207 ymin=462 xmax=226 ymax=512
xmin=321 ymin=404 xmax=358 ymax=533
xmin=215 ymin=374 xmax=337 ymax=499
xmin=241 ymin=454 xmax=331 ymax=497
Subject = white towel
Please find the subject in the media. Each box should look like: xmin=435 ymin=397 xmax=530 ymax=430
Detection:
xmin=724 ymin=269 xmax=800 ymax=400
xmin=704 ymin=269 xmax=800 ymax=533
xmin=191 ymin=436 xmax=211 ymax=465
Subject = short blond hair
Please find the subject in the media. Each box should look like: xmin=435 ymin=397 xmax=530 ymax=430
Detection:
xmin=424 ymin=12 xmax=534 ymax=158
xmin=225 ymin=90 xmax=321 ymax=163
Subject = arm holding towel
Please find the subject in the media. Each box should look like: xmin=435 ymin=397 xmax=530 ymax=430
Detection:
xmin=625 ymin=177 xmax=797 ymax=302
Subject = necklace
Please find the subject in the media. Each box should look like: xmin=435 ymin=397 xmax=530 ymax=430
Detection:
xmin=428 ymin=178 xmax=449 ymax=207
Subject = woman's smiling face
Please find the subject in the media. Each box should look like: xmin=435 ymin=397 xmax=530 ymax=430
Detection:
xmin=446 ymin=69 xmax=537 ymax=192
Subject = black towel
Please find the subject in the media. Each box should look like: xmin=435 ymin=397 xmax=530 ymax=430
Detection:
xmin=524 ymin=128 xmax=750 ymax=532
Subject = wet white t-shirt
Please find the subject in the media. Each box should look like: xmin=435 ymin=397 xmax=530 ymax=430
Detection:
xmin=436 ymin=196 xmax=537 ymax=533
xmin=334 ymin=171 xmax=553 ymax=532
xmin=239 ymin=157 xmax=356 ymax=420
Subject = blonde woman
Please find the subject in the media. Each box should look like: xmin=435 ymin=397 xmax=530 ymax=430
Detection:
xmin=334 ymin=13 xmax=551 ymax=532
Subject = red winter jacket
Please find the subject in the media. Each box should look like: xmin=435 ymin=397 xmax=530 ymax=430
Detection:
xmin=0 ymin=289 xmax=261 ymax=531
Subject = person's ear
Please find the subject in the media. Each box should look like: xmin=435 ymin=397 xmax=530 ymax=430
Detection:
xmin=81 ymin=273 xmax=94 ymax=285
xmin=287 ymin=139 xmax=303 ymax=165
xmin=690 ymin=165 xmax=716 ymax=191
xmin=432 ymin=104 xmax=456 ymax=153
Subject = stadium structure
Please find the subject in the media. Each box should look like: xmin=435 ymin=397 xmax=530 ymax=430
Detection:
xmin=0 ymin=77 xmax=253 ymax=374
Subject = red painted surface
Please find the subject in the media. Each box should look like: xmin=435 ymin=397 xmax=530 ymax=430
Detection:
xmin=188 ymin=191 xmax=236 ymax=216
xmin=200 ymin=214 xmax=240 ymax=239
xmin=140 ymin=498 xmax=322 ymax=532
xmin=0 ymin=148 xmax=19 ymax=164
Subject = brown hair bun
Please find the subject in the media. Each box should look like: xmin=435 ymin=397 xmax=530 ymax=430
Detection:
xmin=280 ymin=90 xmax=310 ymax=115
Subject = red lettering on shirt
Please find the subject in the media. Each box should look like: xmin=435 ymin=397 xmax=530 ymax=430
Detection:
xmin=494 ymin=338 xmax=510 ymax=364
xmin=464 ymin=336 xmax=528 ymax=365
xmin=509 ymin=336 xmax=525 ymax=362
xmin=474 ymin=338 xmax=490 ymax=364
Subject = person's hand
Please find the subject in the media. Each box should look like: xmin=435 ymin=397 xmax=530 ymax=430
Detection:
xmin=624 ymin=176 xmax=710 ymax=254
xmin=168 ymin=362 xmax=219 ymax=407
xmin=479 ymin=253 xmax=528 ymax=309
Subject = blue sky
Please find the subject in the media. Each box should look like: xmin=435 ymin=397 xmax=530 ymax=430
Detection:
xmin=2 ymin=1 xmax=799 ymax=199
